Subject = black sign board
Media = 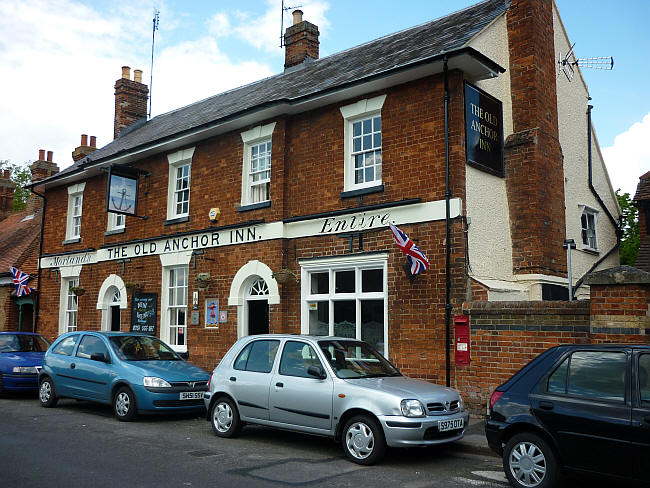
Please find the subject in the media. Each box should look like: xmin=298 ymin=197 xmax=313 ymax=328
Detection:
xmin=106 ymin=164 xmax=139 ymax=216
xmin=464 ymin=82 xmax=504 ymax=177
xmin=130 ymin=293 xmax=157 ymax=335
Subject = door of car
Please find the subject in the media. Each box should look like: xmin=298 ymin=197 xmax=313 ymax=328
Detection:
xmin=531 ymin=349 xmax=632 ymax=477
xmin=631 ymin=351 xmax=650 ymax=481
xmin=228 ymin=339 xmax=279 ymax=421
xmin=71 ymin=334 xmax=114 ymax=401
xmin=46 ymin=334 xmax=80 ymax=397
xmin=269 ymin=340 xmax=333 ymax=432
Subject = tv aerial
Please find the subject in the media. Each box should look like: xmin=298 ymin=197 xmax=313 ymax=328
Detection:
xmin=279 ymin=0 xmax=302 ymax=47
xmin=558 ymin=43 xmax=613 ymax=82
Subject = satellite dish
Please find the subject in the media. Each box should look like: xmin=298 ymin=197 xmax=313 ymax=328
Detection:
xmin=558 ymin=43 xmax=614 ymax=82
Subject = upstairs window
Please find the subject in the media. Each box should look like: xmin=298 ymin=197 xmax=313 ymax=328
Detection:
xmin=166 ymin=147 xmax=195 ymax=221
xmin=240 ymin=122 xmax=276 ymax=209
xmin=107 ymin=212 xmax=125 ymax=232
xmin=174 ymin=163 xmax=191 ymax=216
xmin=580 ymin=206 xmax=599 ymax=251
xmin=65 ymin=183 xmax=86 ymax=242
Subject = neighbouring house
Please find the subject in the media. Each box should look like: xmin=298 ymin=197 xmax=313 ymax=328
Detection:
xmin=27 ymin=0 xmax=622 ymax=391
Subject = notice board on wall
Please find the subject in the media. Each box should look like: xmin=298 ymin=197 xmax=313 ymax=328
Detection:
xmin=130 ymin=293 xmax=157 ymax=335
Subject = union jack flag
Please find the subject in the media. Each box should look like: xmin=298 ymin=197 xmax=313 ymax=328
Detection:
xmin=9 ymin=267 xmax=33 ymax=297
xmin=389 ymin=222 xmax=430 ymax=275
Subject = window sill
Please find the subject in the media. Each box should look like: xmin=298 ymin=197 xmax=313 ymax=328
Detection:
xmin=105 ymin=228 xmax=126 ymax=236
xmin=62 ymin=238 xmax=81 ymax=245
xmin=164 ymin=216 xmax=190 ymax=226
xmin=238 ymin=201 xmax=271 ymax=212
xmin=581 ymin=247 xmax=600 ymax=255
xmin=340 ymin=185 xmax=384 ymax=199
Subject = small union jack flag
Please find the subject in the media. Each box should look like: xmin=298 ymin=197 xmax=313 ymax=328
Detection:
xmin=9 ymin=267 xmax=33 ymax=297
xmin=389 ymin=222 xmax=430 ymax=275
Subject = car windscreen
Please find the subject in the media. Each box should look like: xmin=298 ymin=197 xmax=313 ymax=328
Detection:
xmin=318 ymin=340 xmax=401 ymax=379
xmin=109 ymin=335 xmax=180 ymax=361
xmin=0 ymin=334 xmax=50 ymax=353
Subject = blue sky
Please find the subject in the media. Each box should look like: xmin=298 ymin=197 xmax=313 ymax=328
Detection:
xmin=1 ymin=0 xmax=648 ymax=194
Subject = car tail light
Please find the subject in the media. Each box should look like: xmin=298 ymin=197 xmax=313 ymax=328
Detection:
xmin=207 ymin=375 xmax=212 ymax=390
xmin=487 ymin=390 xmax=504 ymax=416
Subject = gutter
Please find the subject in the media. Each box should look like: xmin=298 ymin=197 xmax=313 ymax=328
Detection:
xmin=572 ymin=104 xmax=621 ymax=297
xmin=29 ymin=186 xmax=47 ymax=333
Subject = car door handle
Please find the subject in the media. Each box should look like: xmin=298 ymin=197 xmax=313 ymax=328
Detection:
xmin=70 ymin=363 xmax=76 ymax=369
xmin=539 ymin=401 xmax=554 ymax=411
xmin=275 ymin=382 xmax=284 ymax=388
xmin=229 ymin=377 xmax=236 ymax=382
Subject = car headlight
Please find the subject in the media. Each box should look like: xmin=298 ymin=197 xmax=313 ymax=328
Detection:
xmin=143 ymin=376 xmax=171 ymax=388
xmin=13 ymin=366 xmax=38 ymax=374
xmin=400 ymin=399 xmax=426 ymax=417
xmin=458 ymin=394 xmax=465 ymax=411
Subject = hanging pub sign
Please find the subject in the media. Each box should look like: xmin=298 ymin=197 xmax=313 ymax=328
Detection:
xmin=130 ymin=293 xmax=157 ymax=335
xmin=106 ymin=164 xmax=139 ymax=216
xmin=464 ymin=81 xmax=504 ymax=177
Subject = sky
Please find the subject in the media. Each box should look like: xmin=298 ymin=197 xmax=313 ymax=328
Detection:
xmin=0 ymin=0 xmax=648 ymax=196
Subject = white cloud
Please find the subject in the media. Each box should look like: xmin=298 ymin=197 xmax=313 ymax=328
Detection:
xmin=602 ymin=112 xmax=650 ymax=196
xmin=208 ymin=13 xmax=231 ymax=36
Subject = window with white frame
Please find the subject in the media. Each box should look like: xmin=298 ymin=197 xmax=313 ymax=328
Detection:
xmin=107 ymin=212 xmax=125 ymax=232
xmin=166 ymin=266 xmax=188 ymax=348
xmin=580 ymin=206 xmax=599 ymax=251
xmin=166 ymin=147 xmax=195 ymax=220
xmin=301 ymin=254 xmax=388 ymax=355
xmin=240 ymin=122 xmax=276 ymax=207
xmin=65 ymin=183 xmax=86 ymax=241
xmin=340 ymin=95 xmax=386 ymax=192
xmin=64 ymin=278 xmax=79 ymax=333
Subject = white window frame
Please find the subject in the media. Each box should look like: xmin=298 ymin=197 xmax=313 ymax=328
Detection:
xmin=579 ymin=205 xmax=599 ymax=251
xmin=107 ymin=212 xmax=125 ymax=232
xmin=300 ymin=253 xmax=389 ymax=356
xmin=58 ymin=266 xmax=82 ymax=335
xmin=240 ymin=122 xmax=276 ymax=207
xmin=160 ymin=252 xmax=192 ymax=352
xmin=65 ymin=183 xmax=86 ymax=241
xmin=340 ymin=95 xmax=386 ymax=192
xmin=166 ymin=147 xmax=195 ymax=220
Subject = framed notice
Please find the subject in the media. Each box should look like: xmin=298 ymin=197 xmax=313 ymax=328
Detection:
xmin=205 ymin=298 xmax=219 ymax=327
xmin=106 ymin=164 xmax=139 ymax=216
xmin=464 ymin=81 xmax=504 ymax=177
xmin=130 ymin=293 xmax=157 ymax=335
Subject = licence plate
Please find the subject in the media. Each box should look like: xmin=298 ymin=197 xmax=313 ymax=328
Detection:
xmin=438 ymin=418 xmax=464 ymax=432
xmin=179 ymin=391 xmax=204 ymax=400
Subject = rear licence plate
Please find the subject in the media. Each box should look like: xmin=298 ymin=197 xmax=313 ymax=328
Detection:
xmin=438 ymin=418 xmax=464 ymax=432
xmin=179 ymin=391 xmax=204 ymax=400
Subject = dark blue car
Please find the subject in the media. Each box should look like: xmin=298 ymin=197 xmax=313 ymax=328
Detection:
xmin=0 ymin=332 xmax=50 ymax=394
xmin=39 ymin=331 xmax=210 ymax=421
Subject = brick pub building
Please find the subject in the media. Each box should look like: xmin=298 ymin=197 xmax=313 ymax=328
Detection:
xmin=30 ymin=0 xmax=627 ymax=408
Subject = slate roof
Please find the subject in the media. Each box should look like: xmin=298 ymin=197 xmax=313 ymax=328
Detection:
xmin=53 ymin=0 xmax=508 ymax=180
xmin=0 ymin=209 xmax=42 ymax=288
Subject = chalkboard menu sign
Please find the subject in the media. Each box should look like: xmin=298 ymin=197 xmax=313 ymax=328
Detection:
xmin=464 ymin=81 xmax=504 ymax=177
xmin=130 ymin=293 xmax=157 ymax=335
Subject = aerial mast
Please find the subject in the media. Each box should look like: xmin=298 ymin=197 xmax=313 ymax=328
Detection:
xmin=149 ymin=8 xmax=160 ymax=118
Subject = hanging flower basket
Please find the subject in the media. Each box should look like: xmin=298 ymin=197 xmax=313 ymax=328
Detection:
xmin=125 ymin=282 xmax=142 ymax=295
xmin=195 ymin=273 xmax=211 ymax=291
xmin=70 ymin=286 xmax=85 ymax=297
xmin=272 ymin=269 xmax=299 ymax=284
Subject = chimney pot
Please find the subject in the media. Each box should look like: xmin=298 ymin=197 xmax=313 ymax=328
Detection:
xmin=134 ymin=69 xmax=142 ymax=83
xmin=81 ymin=134 xmax=88 ymax=146
xmin=122 ymin=66 xmax=131 ymax=79
xmin=47 ymin=151 xmax=53 ymax=162
xmin=292 ymin=10 xmax=303 ymax=25
xmin=90 ymin=136 xmax=97 ymax=148
xmin=38 ymin=149 xmax=45 ymax=161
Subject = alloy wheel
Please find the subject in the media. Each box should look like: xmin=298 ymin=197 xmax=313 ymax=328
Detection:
xmin=39 ymin=381 xmax=51 ymax=403
xmin=509 ymin=440 xmax=547 ymax=487
xmin=115 ymin=391 xmax=131 ymax=417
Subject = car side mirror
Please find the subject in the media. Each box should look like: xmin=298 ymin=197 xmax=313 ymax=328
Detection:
xmin=178 ymin=351 xmax=189 ymax=360
xmin=90 ymin=352 xmax=108 ymax=363
xmin=307 ymin=365 xmax=326 ymax=379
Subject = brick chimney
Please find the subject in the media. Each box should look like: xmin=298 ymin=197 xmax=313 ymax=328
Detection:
xmin=284 ymin=10 xmax=319 ymax=69
xmin=0 ymin=169 xmax=15 ymax=221
xmin=504 ymin=0 xmax=566 ymax=277
xmin=114 ymin=66 xmax=149 ymax=139
xmin=72 ymin=134 xmax=98 ymax=162
xmin=26 ymin=150 xmax=59 ymax=213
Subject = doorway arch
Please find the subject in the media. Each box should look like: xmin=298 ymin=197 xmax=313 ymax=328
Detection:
xmin=97 ymin=274 xmax=128 ymax=331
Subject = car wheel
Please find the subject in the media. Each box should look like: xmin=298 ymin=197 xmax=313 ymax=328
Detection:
xmin=39 ymin=377 xmax=58 ymax=408
xmin=503 ymin=432 xmax=560 ymax=488
xmin=342 ymin=415 xmax=386 ymax=465
xmin=211 ymin=397 xmax=241 ymax=438
xmin=113 ymin=386 xmax=137 ymax=421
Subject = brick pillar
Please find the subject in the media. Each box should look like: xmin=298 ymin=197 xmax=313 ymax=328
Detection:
xmin=284 ymin=10 xmax=319 ymax=69
xmin=114 ymin=66 xmax=149 ymax=139
xmin=505 ymin=0 xmax=566 ymax=277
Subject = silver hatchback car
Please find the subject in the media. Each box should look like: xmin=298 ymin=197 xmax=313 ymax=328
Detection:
xmin=204 ymin=335 xmax=469 ymax=464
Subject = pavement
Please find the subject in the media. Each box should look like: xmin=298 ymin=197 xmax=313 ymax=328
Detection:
xmin=453 ymin=417 xmax=498 ymax=458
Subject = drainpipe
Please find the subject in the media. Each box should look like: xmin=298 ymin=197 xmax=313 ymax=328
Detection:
xmin=572 ymin=103 xmax=621 ymax=296
xmin=29 ymin=187 xmax=47 ymax=333
xmin=443 ymin=57 xmax=451 ymax=388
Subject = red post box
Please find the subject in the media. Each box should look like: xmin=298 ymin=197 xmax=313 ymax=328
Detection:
xmin=454 ymin=315 xmax=470 ymax=365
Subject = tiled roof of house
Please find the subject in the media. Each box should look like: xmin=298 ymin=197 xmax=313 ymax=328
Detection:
xmin=633 ymin=171 xmax=650 ymax=202
xmin=52 ymin=0 xmax=508 ymax=180
xmin=0 ymin=209 xmax=42 ymax=286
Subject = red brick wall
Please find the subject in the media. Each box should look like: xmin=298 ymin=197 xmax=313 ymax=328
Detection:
xmin=590 ymin=284 xmax=649 ymax=317
xmin=284 ymin=21 xmax=319 ymax=69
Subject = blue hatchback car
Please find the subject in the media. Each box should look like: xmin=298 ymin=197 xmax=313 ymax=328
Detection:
xmin=39 ymin=331 xmax=210 ymax=421
xmin=0 ymin=332 xmax=50 ymax=394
